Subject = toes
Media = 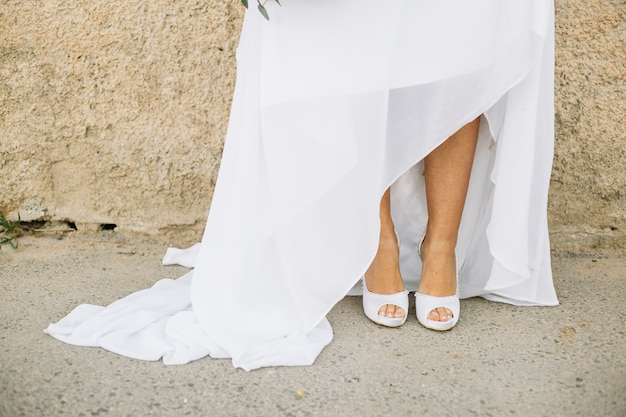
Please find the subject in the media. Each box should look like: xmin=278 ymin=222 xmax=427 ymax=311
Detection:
xmin=377 ymin=305 xmax=388 ymax=317
xmin=428 ymin=307 xmax=453 ymax=322
xmin=378 ymin=304 xmax=406 ymax=318
xmin=393 ymin=306 xmax=406 ymax=318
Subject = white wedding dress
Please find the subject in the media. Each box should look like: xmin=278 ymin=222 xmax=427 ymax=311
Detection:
xmin=45 ymin=1 xmax=558 ymax=371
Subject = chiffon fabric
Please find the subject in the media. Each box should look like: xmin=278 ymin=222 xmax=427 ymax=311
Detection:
xmin=45 ymin=0 xmax=558 ymax=371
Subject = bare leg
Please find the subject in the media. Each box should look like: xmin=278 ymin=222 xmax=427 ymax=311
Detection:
xmin=364 ymin=189 xmax=406 ymax=319
xmin=419 ymin=117 xmax=480 ymax=321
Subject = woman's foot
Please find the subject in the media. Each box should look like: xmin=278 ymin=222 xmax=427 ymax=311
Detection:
xmin=418 ymin=118 xmax=478 ymax=326
xmin=364 ymin=231 xmax=407 ymax=320
xmin=415 ymin=235 xmax=459 ymax=329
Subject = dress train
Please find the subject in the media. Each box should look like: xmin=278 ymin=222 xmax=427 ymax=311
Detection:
xmin=46 ymin=1 xmax=558 ymax=371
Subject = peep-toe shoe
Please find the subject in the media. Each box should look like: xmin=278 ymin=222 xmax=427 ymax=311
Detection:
xmin=415 ymin=235 xmax=460 ymax=331
xmin=362 ymin=230 xmax=408 ymax=327
xmin=362 ymin=280 xmax=409 ymax=327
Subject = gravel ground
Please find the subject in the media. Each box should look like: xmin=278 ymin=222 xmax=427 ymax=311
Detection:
xmin=1 ymin=231 xmax=624 ymax=417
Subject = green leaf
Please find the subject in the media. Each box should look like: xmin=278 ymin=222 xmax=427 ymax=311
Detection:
xmin=258 ymin=4 xmax=269 ymax=20
xmin=241 ymin=0 xmax=248 ymax=9
xmin=0 ymin=236 xmax=18 ymax=250
xmin=0 ymin=212 xmax=20 ymax=250
xmin=273 ymin=0 xmax=281 ymax=6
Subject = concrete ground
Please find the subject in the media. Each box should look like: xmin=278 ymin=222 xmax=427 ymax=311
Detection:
xmin=1 ymin=231 xmax=624 ymax=417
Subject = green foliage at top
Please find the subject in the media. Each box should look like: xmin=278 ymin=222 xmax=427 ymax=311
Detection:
xmin=241 ymin=0 xmax=281 ymax=21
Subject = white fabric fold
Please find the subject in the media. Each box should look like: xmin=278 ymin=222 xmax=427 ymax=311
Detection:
xmin=46 ymin=1 xmax=558 ymax=370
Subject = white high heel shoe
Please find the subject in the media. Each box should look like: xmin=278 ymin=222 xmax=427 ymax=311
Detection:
xmin=414 ymin=234 xmax=460 ymax=331
xmin=362 ymin=231 xmax=408 ymax=327
xmin=362 ymin=281 xmax=409 ymax=327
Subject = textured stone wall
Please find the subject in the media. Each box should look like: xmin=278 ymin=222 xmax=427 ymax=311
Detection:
xmin=551 ymin=0 xmax=625 ymax=249
xmin=1 ymin=0 xmax=624 ymax=249
xmin=1 ymin=0 xmax=243 ymax=237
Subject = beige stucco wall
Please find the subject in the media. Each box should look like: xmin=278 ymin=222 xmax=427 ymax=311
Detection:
xmin=1 ymin=0 xmax=243 ymax=238
xmin=1 ymin=0 xmax=624 ymax=249
xmin=551 ymin=0 xmax=625 ymax=250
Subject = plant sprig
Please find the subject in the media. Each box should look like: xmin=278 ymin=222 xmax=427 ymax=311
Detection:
xmin=241 ymin=0 xmax=281 ymax=21
xmin=0 ymin=212 xmax=20 ymax=250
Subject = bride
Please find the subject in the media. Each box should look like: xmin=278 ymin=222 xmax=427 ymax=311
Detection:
xmin=45 ymin=0 xmax=558 ymax=371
